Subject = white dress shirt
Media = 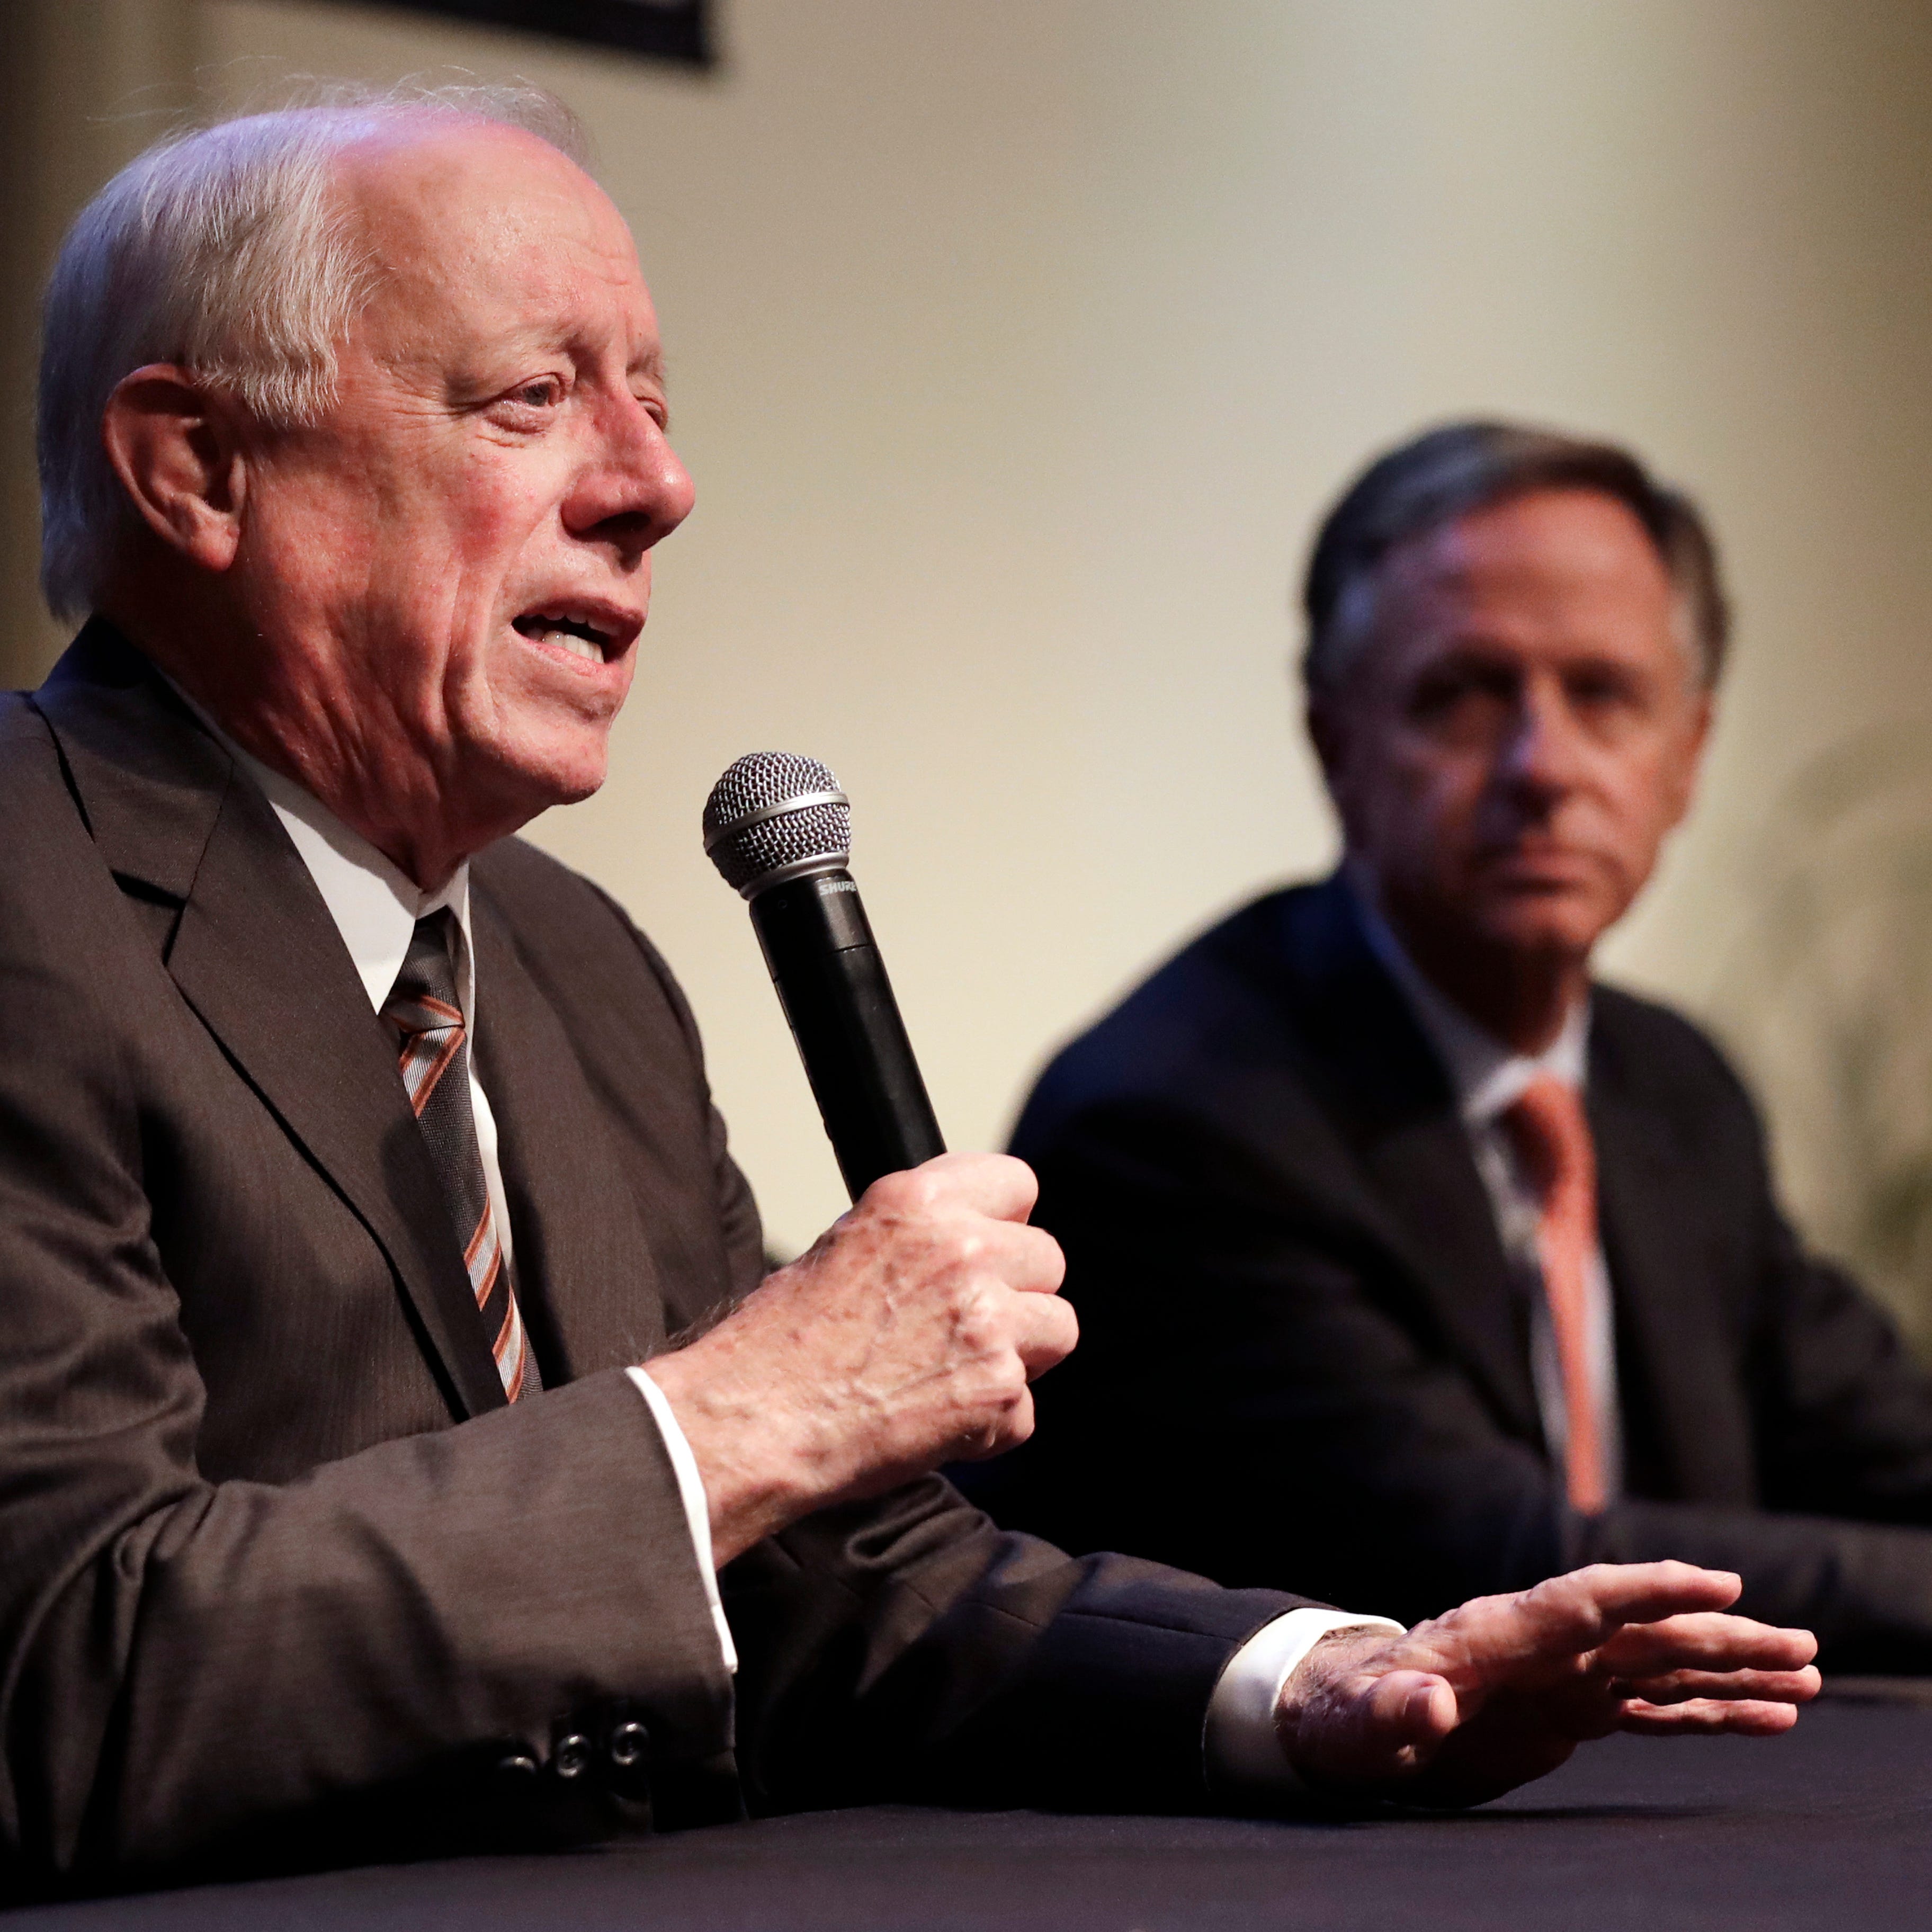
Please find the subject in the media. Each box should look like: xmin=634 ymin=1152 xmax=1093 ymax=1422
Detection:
xmin=198 ymin=721 xmax=1396 ymax=1795
xmin=1352 ymin=881 xmax=1623 ymax=1501
xmin=215 ymin=741 xmax=745 ymax=1669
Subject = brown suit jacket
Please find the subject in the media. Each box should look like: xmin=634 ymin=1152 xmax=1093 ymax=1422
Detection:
xmin=0 ymin=625 xmax=1307 ymax=1897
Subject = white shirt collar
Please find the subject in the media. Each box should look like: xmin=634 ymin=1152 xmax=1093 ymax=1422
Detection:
xmin=163 ymin=676 xmax=473 ymax=1016
xmin=1345 ymin=867 xmax=1588 ymax=1128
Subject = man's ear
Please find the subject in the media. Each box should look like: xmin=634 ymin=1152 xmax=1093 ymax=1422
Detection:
xmin=1660 ymin=687 xmax=1716 ymax=831
xmin=100 ymin=364 xmax=248 ymax=574
xmin=1306 ymin=697 xmax=1348 ymax=791
xmin=1307 ymin=694 xmax=1370 ymax=854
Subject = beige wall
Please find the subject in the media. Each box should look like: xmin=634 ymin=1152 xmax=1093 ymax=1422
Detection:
xmin=0 ymin=0 xmax=200 ymax=686
xmin=10 ymin=1 xmax=1932 ymax=1268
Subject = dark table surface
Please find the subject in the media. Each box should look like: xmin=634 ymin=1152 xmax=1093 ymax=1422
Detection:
xmin=11 ymin=1685 xmax=1931 ymax=1931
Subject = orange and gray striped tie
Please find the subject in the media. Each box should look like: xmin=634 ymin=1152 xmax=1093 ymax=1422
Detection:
xmin=382 ymin=910 xmax=536 ymax=1402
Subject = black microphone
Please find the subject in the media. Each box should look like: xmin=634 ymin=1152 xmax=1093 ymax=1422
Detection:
xmin=703 ymin=752 xmax=945 ymax=1201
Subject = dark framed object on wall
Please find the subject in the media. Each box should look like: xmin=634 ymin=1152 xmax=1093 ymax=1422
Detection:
xmin=316 ymin=1 xmax=714 ymax=66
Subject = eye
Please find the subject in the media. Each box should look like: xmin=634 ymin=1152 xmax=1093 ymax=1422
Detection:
xmin=1563 ymin=664 xmax=1651 ymax=727
xmin=1409 ymin=663 xmax=1514 ymax=726
xmin=485 ymin=375 xmax=569 ymax=433
xmin=506 ymin=376 xmax=566 ymax=412
xmin=1569 ymin=667 xmax=1636 ymax=705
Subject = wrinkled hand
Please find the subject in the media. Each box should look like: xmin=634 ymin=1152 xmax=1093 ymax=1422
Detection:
xmin=1277 ymin=1562 xmax=1820 ymax=1806
xmin=645 ymin=1152 xmax=1072 ymax=1563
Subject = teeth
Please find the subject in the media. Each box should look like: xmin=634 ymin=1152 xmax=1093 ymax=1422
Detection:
xmin=546 ymin=629 xmax=603 ymax=662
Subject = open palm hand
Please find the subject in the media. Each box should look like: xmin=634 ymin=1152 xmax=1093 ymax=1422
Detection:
xmin=1277 ymin=1562 xmax=1820 ymax=1806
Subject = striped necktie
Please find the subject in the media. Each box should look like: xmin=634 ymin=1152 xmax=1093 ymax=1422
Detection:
xmin=1502 ymin=1073 xmax=1605 ymax=1513
xmin=382 ymin=910 xmax=537 ymax=1402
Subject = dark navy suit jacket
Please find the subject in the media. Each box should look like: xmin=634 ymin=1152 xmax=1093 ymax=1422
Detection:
xmin=976 ymin=874 xmax=1932 ymax=1665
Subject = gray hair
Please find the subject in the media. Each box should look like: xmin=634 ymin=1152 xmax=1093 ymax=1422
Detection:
xmin=37 ymin=82 xmax=591 ymax=620
xmin=1301 ymin=419 xmax=1731 ymax=704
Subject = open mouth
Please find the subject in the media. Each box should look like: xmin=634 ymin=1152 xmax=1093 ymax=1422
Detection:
xmin=512 ymin=606 xmax=624 ymax=665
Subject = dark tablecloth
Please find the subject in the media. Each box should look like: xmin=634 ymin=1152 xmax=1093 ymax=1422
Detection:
xmin=10 ymin=1688 xmax=1930 ymax=1930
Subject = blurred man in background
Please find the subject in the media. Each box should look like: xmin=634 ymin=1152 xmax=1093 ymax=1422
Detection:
xmin=989 ymin=419 xmax=1932 ymax=1664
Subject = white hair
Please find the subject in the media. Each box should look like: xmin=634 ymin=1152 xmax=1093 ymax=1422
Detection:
xmin=37 ymin=82 xmax=591 ymax=620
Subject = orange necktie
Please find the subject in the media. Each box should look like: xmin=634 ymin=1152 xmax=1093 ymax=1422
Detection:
xmin=1502 ymin=1074 xmax=1606 ymax=1513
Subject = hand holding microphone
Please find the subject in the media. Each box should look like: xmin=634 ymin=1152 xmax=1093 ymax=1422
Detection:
xmin=641 ymin=756 xmax=1075 ymax=1565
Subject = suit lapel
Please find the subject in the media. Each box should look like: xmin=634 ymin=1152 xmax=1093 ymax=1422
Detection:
xmin=1590 ymin=1026 xmax=1758 ymax=1502
xmin=471 ymin=882 xmax=669 ymax=1379
xmin=1259 ymin=880 xmax=1542 ymax=1439
xmin=1356 ymin=1111 xmax=1541 ymax=1439
xmin=35 ymin=625 xmax=508 ymax=1420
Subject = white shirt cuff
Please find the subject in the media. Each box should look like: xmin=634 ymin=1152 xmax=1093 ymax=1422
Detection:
xmin=1205 ymin=1607 xmax=1405 ymax=1797
xmin=626 ymin=1365 xmax=738 ymax=1674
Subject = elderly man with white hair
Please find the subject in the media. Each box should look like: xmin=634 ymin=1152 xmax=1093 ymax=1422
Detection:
xmin=0 ymin=87 xmax=1817 ymax=1895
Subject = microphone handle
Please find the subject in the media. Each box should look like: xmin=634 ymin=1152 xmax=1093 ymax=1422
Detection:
xmin=748 ymin=869 xmax=946 ymax=1200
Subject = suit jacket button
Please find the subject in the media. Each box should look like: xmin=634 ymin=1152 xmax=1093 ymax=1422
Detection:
xmin=496 ymin=1750 xmax=541 ymax=1782
xmin=609 ymin=1719 xmax=650 ymax=1770
xmin=553 ymin=1732 xmax=593 ymax=1781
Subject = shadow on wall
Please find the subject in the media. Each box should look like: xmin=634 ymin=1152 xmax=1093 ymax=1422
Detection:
xmin=1718 ymin=715 xmax=1932 ymax=1357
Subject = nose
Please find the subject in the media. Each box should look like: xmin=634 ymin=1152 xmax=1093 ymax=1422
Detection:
xmin=561 ymin=395 xmax=695 ymax=565
xmin=1497 ymin=675 xmax=1588 ymax=810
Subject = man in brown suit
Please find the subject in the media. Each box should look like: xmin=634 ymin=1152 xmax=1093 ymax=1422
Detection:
xmin=0 ymin=88 xmax=1817 ymax=1897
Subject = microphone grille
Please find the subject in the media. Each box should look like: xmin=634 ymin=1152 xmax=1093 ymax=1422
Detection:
xmin=703 ymin=752 xmax=852 ymax=896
